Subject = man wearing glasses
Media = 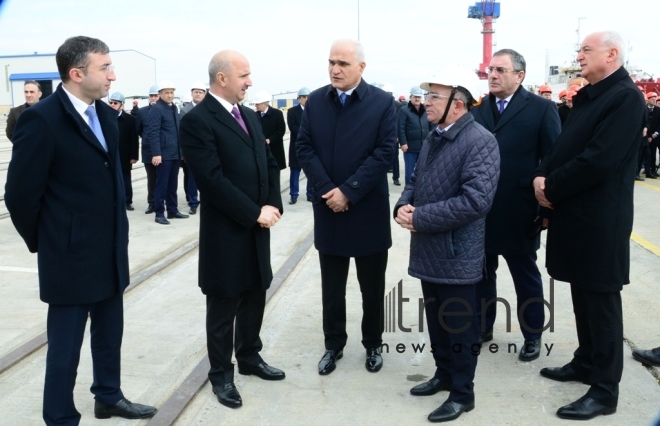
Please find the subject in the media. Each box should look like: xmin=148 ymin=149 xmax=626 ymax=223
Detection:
xmin=5 ymin=36 xmax=157 ymax=424
xmin=109 ymin=92 xmax=139 ymax=211
xmin=471 ymin=49 xmax=561 ymax=362
xmin=179 ymin=82 xmax=206 ymax=214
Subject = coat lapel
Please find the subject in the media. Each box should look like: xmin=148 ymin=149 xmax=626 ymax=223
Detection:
xmin=476 ymin=97 xmax=496 ymax=131
xmin=96 ymin=101 xmax=118 ymax=158
xmin=493 ymin=88 xmax=529 ymax=132
xmin=204 ymin=95 xmax=254 ymax=148
xmin=56 ymin=86 xmax=110 ymax=157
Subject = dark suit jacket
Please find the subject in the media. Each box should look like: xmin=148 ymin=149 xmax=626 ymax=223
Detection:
xmin=117 ymin=111 xmax=139 ymax=171
xmin=179 ymin=93 xmax=282 ymax=298
xmin=5 ymin=102 xmax=28 ymax=142
xmin=296 ymin=79 xmax=397 ymax=257
xmin=4 ymin=84 xmax=129 ymax=304
xmin=286 ymin=104 xmax=303 ymax=169
xmin=646 ymin=105 xmax=660 ymax=136
xmin=256 ymin=107 xmax=286 ymax=170
xmin=472 ymin=87 xmax=561 ymax=255
xmin=136 ymin=105 xmax=153 ymax=163
xmin=535 ymin=66 xmax=646 ymax=291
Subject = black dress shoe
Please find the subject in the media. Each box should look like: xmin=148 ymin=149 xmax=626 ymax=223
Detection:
xmin=167 ymin=211 xmax=189 ymax=219
xmin=540 ymin=364 xmax=588 ymax=384
xmin=189 ymin=206 xmax=197 ymax=215
xmin=635 ymin=175 xmax=646 ymax=181
xmin=479 ymin=330 xmax=493 ymax=345
xmin=632 ymin=347 xmax=660 ymax=366
xmin=145 ymin=204 xmax=155 ymax=214
xmin=646 ymin=174 xmax=657 ymax=179
xmin=318 ymin=349 xmax=343 ymax=375
xmin=410 ymin=378 xmax=451 ymax=396
xmin=519 ymin=338 xmax=541 ymax=361
xmin=212 ymin=383 xmax=242 ymax=408
xmin=556 ymin=395 xmax=616 ymax=420
xmin=94 ymin=398 xmax=157 ymax=419
xmin=289 ymin=197 xmax=297 ymax=205
xmin=428 ymin=400 xmax=475 ymax=422
xmin=365 ymin=347 xmax=383 ymax=372
xmin=126 ymin=204 xmax=134 ymax=211
xmin=155 ymin=216 xmax=170 ymax=225
xmin=238 ymin=361 xmax=285 ymax=380
xmin=393 ymin=179 xmax=401 ymax=186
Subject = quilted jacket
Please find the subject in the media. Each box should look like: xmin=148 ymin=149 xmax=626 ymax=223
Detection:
xmin=394 ymin=113 xmax=500 ymax=284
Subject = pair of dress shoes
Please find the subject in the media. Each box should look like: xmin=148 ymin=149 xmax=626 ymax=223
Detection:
xmin=317 ymin=348 xmax=382 ymax=375
xmin=213 ymin=362 xmax=285 ymax=409
xmin=479 ymin=331 xmax=541 ymax=361
xmin=410 ymin=378 xmax=472 ymax=422
xmin=94 ymin=398 xmax=157 ymax=419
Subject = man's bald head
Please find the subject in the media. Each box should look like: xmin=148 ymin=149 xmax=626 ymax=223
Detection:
xmin=208 ymin=50 xmax=252 ymax=104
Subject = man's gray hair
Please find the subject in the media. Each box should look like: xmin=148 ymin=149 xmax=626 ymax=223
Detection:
xmin=493 ymin=48 xmax=526 ymax=73
xmin=599 ymin=31 xmax=626 ymax=65
xmin=208 ymin=55 xmax=232 ymax=86
xmin=331 ymin=39 xmax=365 ymax=63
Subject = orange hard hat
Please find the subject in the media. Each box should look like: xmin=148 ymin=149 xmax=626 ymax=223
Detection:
xmin=558 ymin=89 xmax=568 ymax=100
xmin=566 ymin=90 xmax=577 ymax=100
xmin=538 ymin=85 xmax=552 ymax=94
xmin=568 ymin=85 xmax=581 ymax=92
xmin=646 ymin=92 xmax=658 ymax=99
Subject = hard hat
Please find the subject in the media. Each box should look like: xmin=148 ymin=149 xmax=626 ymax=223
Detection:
xmin=420 ymin=65 xmax=482 ymax=106
xmin=252 ymin=91 xmax=271 ymax=104
xmin=182 ymin=94 xmax=193 ymax=103
xmin=558 ymin=89 xmax=568 ymax=100
xmin=568 ymin=85 xmax=581 ymax=92
xmin=109 ymin=92 xmax=125 ymax=103
xmin=133 ymin=100 xmax=138 ymax=105
xmin=566 ymin=90 xmax=577 ymax=100
xmin=646 ymin=92 xmax=658 ymax=99
xmin=382 ymin=83 xmax=394 ymax=93
xmin=538 ymin=84 xmax=552 ymax=94
xmin=410 ymin=86 xmax=424 ymax=97
xmin=159 ymin=80 xmax=176 ymax=91
xmin=297 ymin=87 xmax=311 ymax=97
xmin=398 ymin=95 xmax=406 ymax=101
xmin=149 ymin=85 xmax=160 ymax=95
xmin=191 ymin=81 xmax=206 ymax=91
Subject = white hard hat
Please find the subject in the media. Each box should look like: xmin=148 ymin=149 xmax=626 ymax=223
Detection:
xmin=420 ymin=65 xmax=482 ymax=106
xmin=191 ymin=81 xmax=206 ymax=91
xmin=182 ymin=94 xmax=193 ymax=103
xmin=382 ymin=83 xmax=394 ymax=93
xmin=252 ymin=91 xmax=271 ymax=104
xmin=159 ymin=80 xmax=176 ymax=91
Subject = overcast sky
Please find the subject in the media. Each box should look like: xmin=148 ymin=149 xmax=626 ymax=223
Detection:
xmin=1 ymin=0 xmax=657 ymax=98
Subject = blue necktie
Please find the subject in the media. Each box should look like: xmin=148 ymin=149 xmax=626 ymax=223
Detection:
xmin=497 ymin=99 xmax=506 ymax=114
xmin=84 ymin=106 xmax=108 ymax=151
xmin=339 ymin=92 xmax=347 ymax=106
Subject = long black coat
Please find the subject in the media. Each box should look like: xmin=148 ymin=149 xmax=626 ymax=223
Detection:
xmin=286 ymin=104 xmax=303 ymax=169
xmin=256 ymin=107 xmax=286 ymax=170
xmin=472 ymin=87 xmax=561 ymax=255
xmin=296 ymin=79 xmax=397 ymax=257
xmin=117 ymin=111 xmax=139 ymax=172
xmin=535 ymin=67 xmax=646 ymax=291
xmin=179 ymin=93 xmax=282 ymax=298
xmin=5 ymin=84 xmax=129 ymax=304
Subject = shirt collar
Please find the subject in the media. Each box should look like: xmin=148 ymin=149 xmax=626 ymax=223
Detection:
xmin=495 ymin=93 xmax=514 ymax=104
xmin=208 ymin=91 xmax=235 ymax=114
xmin=62 ymin=84 xmax=93 ymax=123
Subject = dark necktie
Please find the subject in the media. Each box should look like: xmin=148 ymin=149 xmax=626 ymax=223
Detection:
xmin=497 ymin=99 xmax=507 ymax=114
xmin=84 ymin=106 xmax=108 ymax=151
xmin=231 ymin=106 xmax=250 ymax=135
xmin=340 ymin=92 xmax=347 ymax=106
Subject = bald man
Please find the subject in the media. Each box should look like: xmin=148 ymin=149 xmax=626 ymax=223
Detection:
xmin=179 ymin=50 xmax=284 ymax=409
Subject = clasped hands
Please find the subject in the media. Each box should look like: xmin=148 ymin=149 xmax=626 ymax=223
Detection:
xmin=322 ymin=188 xmax=349 ymax=213
xmin=257 ymin=205 xmax=281 ymax=228
xmin=395 ymin=204 xmax=416 ymax=231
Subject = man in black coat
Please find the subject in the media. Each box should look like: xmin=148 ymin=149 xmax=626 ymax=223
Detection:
xmin=109 ymin=92 xmax=139 ymax=210
xmin=471 ymin=48 xmax=561 ymax=362
xmin=179 ymin=50 xmax=285 ymax=409
xmin=254 ymin=92 xmax=287 ymax=170
xmin=644 ymin=92 xmax=660 ymax=177
xmin=5 ymin=80 xmax=42 ymax=142
xmin=135 ymin=85 xmax=160 ymax=213
xmin=4 ymin=36 xmax=156 ymax=425
xmin=286 ymin=87 xmax=313 ymax=204
xmin=534 ymin=31 xmax=646 ymax=421
xmin=297 ymin=39 xmax=397 ymax=376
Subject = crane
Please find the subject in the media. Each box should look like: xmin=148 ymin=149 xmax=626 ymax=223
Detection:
xmin=468 ymin=0 xmax=501 ymax=80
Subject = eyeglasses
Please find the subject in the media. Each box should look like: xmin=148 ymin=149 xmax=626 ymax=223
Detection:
xmin=486 ymin=66 xmax=521 ymax=75
xmin=75 ymin=64 xmax=115 ymax=73
xmin=424 ymin=93 xmax=452 ymax=102
xmin=109 ymin=101 xmax=121 ymax=105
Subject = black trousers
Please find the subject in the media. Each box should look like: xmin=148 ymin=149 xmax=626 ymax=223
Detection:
xmin=318 ymin=250 xmax=387 ymax=351
xmin=144 ymin=162 xmax=157 ymax=205
xmin=648 ymin=139 xmax=659 ymax=175
xmin=475 ymin=252 xmax=545 ymax=340
xmin=44 ymin=293 xmax=124 ymax=426
xmin=422 ymin=281 xmax=478 ymax=405
xmin=568 ymin=284 xmax=623 ymax=407
xmin=206 ymin=289 xmax=266 ymax=387
xmin=121 ymin=168 xmax=133 ymax=205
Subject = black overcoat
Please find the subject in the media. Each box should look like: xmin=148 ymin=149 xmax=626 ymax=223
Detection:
xmin=5 ymin=84 xmax=130 ymax=304
xmin=535 ymin=67 xmax=646 ymax=291
xmin=472 ymin=87 xmax=561 ymax=255
xmin=296 ymin=79 xmax=397 ymax=257
xmin=179 ymin=93 xmax=282 ymax=298
xmin=117 ymin=111 xmax=139 ymax=172
xmin=256 ymin=107 xmax=286 ymax=170
xmin=286 ymin=104 xmax=303 ymax=169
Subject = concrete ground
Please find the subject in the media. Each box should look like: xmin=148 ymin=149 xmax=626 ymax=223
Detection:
xmin=1 ymin=118 xmax=660 ymax=425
